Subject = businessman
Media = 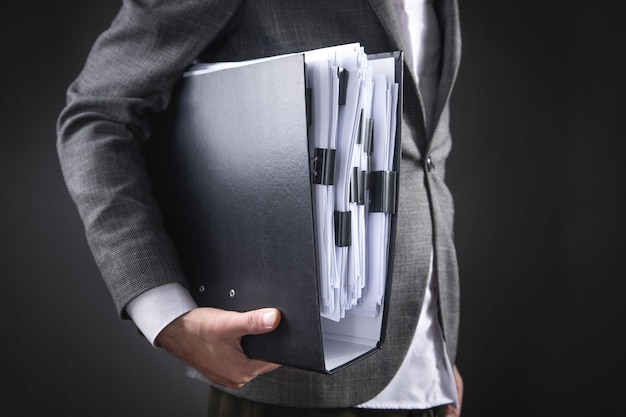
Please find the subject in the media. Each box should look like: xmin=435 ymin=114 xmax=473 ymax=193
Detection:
xmin=57 ymin=1 xmax=464 ymax=415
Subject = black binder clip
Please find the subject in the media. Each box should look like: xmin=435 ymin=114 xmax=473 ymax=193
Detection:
xmin=334 ymin=211 xmax=352 ymax=247
xmin=337 ymin=67 xmax=348 ymax=105
xmin=363 ymin=117 xmax=374 ymax=155
xmin=349 ymin=167 xmax=367 ymax=205
xmin=356 ymin=109 xmax=364 ymax=145
xmin=368 ymin=170 xmax=398 ymax=214
xmin=312 ymin=148 xmax=336 ymax=185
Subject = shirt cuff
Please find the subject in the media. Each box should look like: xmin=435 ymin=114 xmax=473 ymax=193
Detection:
xmin=125 ymin=282 xmax=197 ymax=346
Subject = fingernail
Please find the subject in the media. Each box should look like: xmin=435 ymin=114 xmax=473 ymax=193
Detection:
xmin=263 ymin=311 xmax=277 ymax=328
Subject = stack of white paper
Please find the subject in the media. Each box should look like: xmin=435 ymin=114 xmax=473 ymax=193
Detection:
xmin=304 ymin=44 xmax=399 ymax=322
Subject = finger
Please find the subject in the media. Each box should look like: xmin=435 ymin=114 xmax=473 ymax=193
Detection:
xmin=232 ymin=353 xmax=281 ymax=379
xmin=213 ymin=359 xmax=281 ymax=389
xmin=226 ymin=308 xmax=282 ymax=337
xmin=248 ymin=358 xmax=281 ymax=375
xmin=445 ymin=404 xmax=461 ymax=417
xmin=452 ymin=365 xmax=463 ymax=410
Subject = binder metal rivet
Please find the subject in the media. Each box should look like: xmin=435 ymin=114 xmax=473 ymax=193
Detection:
xmin=199 ymin=285 xmax=205 ymax=293
xmin=229 ymin=289 xmax=236 ymax=298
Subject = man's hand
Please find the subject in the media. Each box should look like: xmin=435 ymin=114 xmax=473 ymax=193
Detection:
xmin=155 ymin=307 xmax=282 ymax=389
xmin=445 ymin=365 xmax=464 ymax=416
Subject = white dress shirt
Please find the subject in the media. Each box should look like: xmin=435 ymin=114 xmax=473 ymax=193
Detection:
xmin=128 ymin=0 xmax=457 ymax=409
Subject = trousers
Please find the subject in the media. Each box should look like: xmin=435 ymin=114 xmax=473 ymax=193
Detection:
xmin=207 ymin=387 xmax=447 ymax=417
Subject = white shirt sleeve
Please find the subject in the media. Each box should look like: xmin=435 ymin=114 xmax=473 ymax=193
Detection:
xmin=125 ymin=282 xmax=197 ymax=346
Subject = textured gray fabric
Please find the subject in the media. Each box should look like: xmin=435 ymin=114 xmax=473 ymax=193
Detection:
xmin=56 ymin=0 xmax=461 ymax=409
xmin=207 ymin=385 xmax=447 ymax=416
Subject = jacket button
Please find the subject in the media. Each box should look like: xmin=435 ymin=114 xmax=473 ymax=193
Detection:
xmin=426 ymin=156 xmax=435 ymax=171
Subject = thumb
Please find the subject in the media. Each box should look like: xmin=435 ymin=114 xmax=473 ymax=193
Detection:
xmin=234 ymin=308 xmax=281 ymax=336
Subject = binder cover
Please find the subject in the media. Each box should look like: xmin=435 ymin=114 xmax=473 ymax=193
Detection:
xmin=148 ymin=48 xmax=402 ymax=373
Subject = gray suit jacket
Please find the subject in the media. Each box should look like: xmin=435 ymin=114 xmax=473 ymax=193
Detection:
xmin=57 ymin=0 xmax=461 ymax=408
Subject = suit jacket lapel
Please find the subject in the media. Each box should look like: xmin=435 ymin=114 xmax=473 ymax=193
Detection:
xmin=366 ymin=0 xmax=405 ymax=52
xmin=431 ymin=0 xmax=462 ymax=138
xmin=366 ymin=0 xmax=420 ymax=92
xmin=368 ymin=0 xmax=461 ymax=143
xmin=366 ymin=0 xmax=425 ymax=92
xmin=368 ymin=0 xmax=428 ymax=150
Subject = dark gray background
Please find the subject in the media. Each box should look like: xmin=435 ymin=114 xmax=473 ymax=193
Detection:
xmin=2 ymin=1 xmax=624 ymax=416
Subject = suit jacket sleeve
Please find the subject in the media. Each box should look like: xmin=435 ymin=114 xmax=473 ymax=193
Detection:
xmin=56 ymin=0 xmax=243 ymax=316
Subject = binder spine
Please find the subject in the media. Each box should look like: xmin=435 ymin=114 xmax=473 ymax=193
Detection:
xmin=334 ymin=210 xmax=351 ymax=247
xmin=305 ymin=88 xmax=312 ymax=125
xmin=312 ymin=148 xmax=336 ymax=185
xmin=368 ymin=170 xmax=398 ymax=214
